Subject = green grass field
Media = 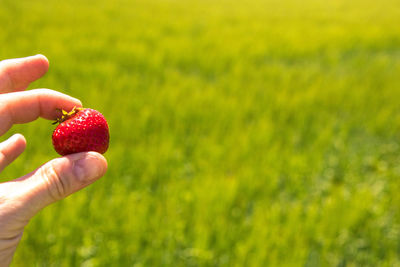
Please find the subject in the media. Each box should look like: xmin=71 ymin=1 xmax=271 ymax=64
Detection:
xmin=1 ymin=0 xmax=400 ymax=266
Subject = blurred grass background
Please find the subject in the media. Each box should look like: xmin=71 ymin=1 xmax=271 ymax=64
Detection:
xmin=1 ymin=0 xmax=400 ymax=266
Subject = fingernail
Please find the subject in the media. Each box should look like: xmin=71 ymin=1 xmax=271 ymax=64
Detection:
xmin=73 ymin=153 xmax=106 ymax=182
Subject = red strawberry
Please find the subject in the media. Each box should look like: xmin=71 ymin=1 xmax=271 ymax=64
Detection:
xmin=52 ymin=107 xmax=109 ymax=156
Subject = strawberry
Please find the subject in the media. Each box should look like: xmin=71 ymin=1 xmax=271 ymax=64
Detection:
xmin=52 ymin=107 xmax=109 ymax=156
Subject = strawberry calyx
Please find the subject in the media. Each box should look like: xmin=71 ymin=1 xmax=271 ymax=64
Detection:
xmin=52 ymin=106 xmax=84 ymax=125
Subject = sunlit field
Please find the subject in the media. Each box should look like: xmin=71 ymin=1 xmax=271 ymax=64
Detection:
xmin=1 ymin=0 xmax=400 ymax=266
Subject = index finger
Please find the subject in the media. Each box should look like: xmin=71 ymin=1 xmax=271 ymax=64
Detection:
xmin=0 ymin=89 xmax=82 ymax=136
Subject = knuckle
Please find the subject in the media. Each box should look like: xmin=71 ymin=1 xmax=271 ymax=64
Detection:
xmin=35 ymin=88 xmax=50 ymax=94
xmin=34 ymin=88 xmax=55 ymax=96
xmin=40 ymin=163 xmax=68 ymax=201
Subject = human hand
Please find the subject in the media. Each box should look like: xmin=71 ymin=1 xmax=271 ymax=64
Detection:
xmin=0 ymin=55 xmax=107 ymax=266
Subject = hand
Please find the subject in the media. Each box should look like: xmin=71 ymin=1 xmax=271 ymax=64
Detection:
xmin=0 ymin=55 xmax=108 ymax=266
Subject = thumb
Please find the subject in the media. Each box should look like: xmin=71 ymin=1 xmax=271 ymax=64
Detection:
xmin=16 ymin=152 xmax=107 ymax=218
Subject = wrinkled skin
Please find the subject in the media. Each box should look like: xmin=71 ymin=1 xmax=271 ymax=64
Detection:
xmin=0 ymin=55 xmax=107 ymax=266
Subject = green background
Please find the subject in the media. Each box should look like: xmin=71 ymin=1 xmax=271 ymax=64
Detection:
xmin=1 ymin=0 xmax=400 ymax=266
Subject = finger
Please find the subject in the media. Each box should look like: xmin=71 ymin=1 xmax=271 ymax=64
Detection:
xmin=0 ymin=134 xmax=26 ymax=172
xmin=14 ymin=152 xmax=107 ymax=219
xmin=0 ymin=55 xmax=49 ymax=93
xmin=0 ymin=89 xmax=82 ymax=136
